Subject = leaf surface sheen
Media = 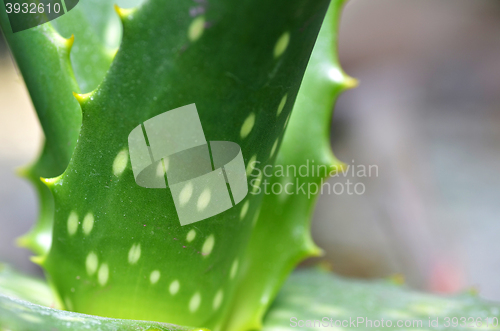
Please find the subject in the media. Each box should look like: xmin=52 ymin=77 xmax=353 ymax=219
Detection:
xmin=43 ymin=0 xmax=336 ymax=329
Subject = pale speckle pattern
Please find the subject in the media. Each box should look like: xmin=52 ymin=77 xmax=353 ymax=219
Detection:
xmin=274 ymin=31 xmax=290 ymax=58
xmin=169 ymin=280 xmax=180 ymax=295
xmin=98 ymin=263 xmax=109 ymax=286
xmin=213 ymin=289 xmax=224 ymax=310
xmin=82 ymin=212 xmax=94 ymax=235
xmin=113 ymin=149 xmax=128 ymax=176
xmin=240 ymin=113 xmax=255 ymax=139
xmin=179 ymin=182 xmax=193 ymax=206
xmin=150 ymin=270 xmax=161 ymax=284
xmin=128 ymin=243 xmax=141 ymax=264
xmin=188 ymin=16 xmax=205 ymax=42
xmin=186 ymin=229 xmax=196 ymax=243
xmin=86 ymin=252 xmax=98 ymax=276
xmin=240 ymin=201 xmax=249 ymax=220
xmin=201 ymin=234 xmax=215 ymax=256
xmin=197 ymin=188 xmax=211 ymax=211
xmin=246 ymin=155 xmax=257 ymax=177
xmin=189 ymin=292 xmax=202 ymax=313
xmin=270 ymin=139 xmax=279 ymax=157
xmin=277 ymin=94 xmax=287 ymax=116
xmin=230 ymin=259 xmax=239 ymax=279
xmin=67 ymin=211 xmax=78 ymax=236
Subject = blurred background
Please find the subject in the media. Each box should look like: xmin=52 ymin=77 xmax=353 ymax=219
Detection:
xmin=1 ymin=0 xmax=499 ymax=301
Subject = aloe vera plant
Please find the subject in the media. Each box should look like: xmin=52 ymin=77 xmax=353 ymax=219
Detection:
xmin=1 ymin=0 xmax=499 ymax=330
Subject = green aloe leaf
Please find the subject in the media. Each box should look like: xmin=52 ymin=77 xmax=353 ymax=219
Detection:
xmin=4 ymin=1 xmax=496 ymax=331
xmin=0 ymin=294 xmax=194 ymax=331
xmin=50 ymin=0 xmax=130 ymax=93
xmin=0 ymin=10 xmax=82 ymax=256
xmin=0 ymin=0 xmax=124 ymax=257
xmin=264 ymin=269 xmax=500 ymax=331
xmin=2 ymin=266 xmax=498 ymax=331
xmin=2 ymin=0 xmax=353 ymax=329
xmin=37 ymin=0 xmax=342 ymax=329
xmin=0 ymin=263 xmax=55 ymax=308
xmin=0 ymin=264 xmax=194 ymax=330
xmin=225 ymin=1 xmax=356 ymax=330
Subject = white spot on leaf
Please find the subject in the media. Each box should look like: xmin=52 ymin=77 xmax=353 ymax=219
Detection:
xmin=285 ymin=113 xmax=291 ymax=128
xmin=186 ymin=229 xmax=196 ymax=243
xmin=230 ymin=259 xmax=239 ymax=279
xmin=86 ymin=252 xmax=98 ymax=276
xmin=277 ymin=94 xmax=287 ymax=116
xmin=274 ymin=31 xmax=290 ymax=58
xmin=240 ymin=113 xmax=255 ymax=139
xmin=98 ymin=263 xmax=109 ymax=286
xmin=240 ymin=201 xmax=249 ymax=220
xmin=82 ymin=212 xmax=94 ymax=235
xmin=169 ymin=280 xmax=180 ymax=295
xmin=113 ymin=149 xmax=128 ymax=176
xmin=179 ymin=182 xmax=193 ymax=206
xmin=189 ymin=292 xmax=202 ymax=312
xmin=213 ymin=289 xmax=224 ymax=310
xmin=128 ymin=243 xmax=141 ymax=264
xmin=197 ymin=188 xmax=211 ymax=211
xmin=202 ymin=234 xmax=215 ymax=256
xmin=156 ymin=158 xmax=170 ymax=177
xmin=188 ymin=16 xmax=205 ymax=42
xmin=150 ymin=270 xmax=161 ymax=284
xmin=270 ymin=139 xmax=279 ymax=157
xmin=67 ymin=211 xmax=78 ymax=236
